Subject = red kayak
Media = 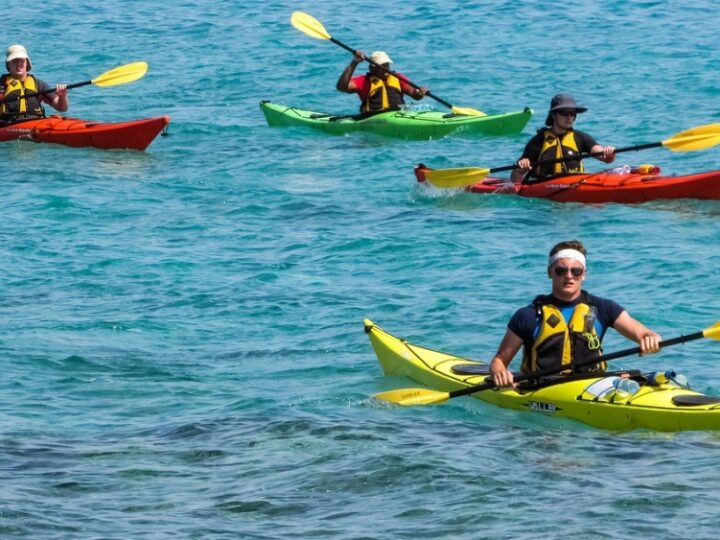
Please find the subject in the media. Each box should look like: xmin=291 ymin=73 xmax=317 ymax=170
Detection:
xmin=0 ymin=115 xmax=170 ymax=151
xmin=415 ymin=164 xmax=720 ymax=204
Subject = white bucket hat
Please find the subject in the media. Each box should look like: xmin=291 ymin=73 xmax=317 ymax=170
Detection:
xmin=370 ymin=51 xmax=392 ymax=65
xmin=6 ymin=44 xmax=32 ymax=70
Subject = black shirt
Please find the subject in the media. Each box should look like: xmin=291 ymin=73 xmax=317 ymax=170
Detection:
xmin=520 ymin=128 xmax=598 ymax=179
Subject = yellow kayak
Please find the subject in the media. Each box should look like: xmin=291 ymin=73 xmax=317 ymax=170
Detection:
xmin=364 ymin=319 xmax=720 ymax=432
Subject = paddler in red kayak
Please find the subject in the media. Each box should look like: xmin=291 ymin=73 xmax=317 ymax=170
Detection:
xmin=489 ymin=240 xmax=661 ymax=388
xmin=336 ymin=50 xmax=428 ymax=113
xmin=0 ymin=44 xmax=69 ymax=123
xmin=511 ymin=94 xmax=615 ymax=182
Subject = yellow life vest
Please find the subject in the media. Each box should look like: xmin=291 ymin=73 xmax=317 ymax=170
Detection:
xmin=535 ymin=129 xmax=585 ymax=178
xmin=0 ymin=74 xmax=45 ymax=119
xmin=362 ymin=74 xmax=404 ymax=113
xmin=521 ymin=297 xmax=605 ymax=375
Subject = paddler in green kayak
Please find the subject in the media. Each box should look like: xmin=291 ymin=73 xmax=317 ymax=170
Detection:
xmin=0 ymin=44 xmax=69 ymax=123
xmin=489 ymin=240 xmax=661 ymax=388
xmin=336 ymin=50 xmax=428 ymax=113
xmin=511 ymin=94 xmax=615 ymax=182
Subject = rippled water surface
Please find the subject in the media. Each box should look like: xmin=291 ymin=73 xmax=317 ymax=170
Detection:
xmin=2 ymin=1 xmax=720 ymax=538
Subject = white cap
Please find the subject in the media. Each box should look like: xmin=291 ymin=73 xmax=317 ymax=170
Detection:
xmin=6 ymin=44 xmax=31 ymax=70
xmin=370 ymin=51 xmax=392 ymax=65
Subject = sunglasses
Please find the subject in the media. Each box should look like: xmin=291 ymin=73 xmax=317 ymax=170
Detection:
xmin=555 ymin=110 xmax=577 ymax=118
xmin=553 ymin=266 xmax=584 ymax=278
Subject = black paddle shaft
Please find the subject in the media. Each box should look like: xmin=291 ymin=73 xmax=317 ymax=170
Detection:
xmin=448 ymin=330 xmax=704 ymax=399
xmin=489 ymin=141 xmax=664 ymax=176
xmin=0 ymin=79 xmax=91 ymax=106
xmin=330 ymin=36 xmax=452 ymax=109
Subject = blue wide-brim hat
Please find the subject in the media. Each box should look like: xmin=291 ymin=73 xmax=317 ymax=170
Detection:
xmin=545 ymin=94 xmax=587 ymax=126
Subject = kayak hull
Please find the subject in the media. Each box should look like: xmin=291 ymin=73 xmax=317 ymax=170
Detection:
xmin=415 ymin=165 xmax=720 ymax=203
xmin=0 ymin=115 xmax=170 ymax=150
xmin=364 ymin=320 xmax=720 ymax=432
xmin=260 ymin=100 xmax=533 ymax=140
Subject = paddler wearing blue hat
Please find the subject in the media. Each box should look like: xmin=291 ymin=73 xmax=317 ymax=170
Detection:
xmin=511 ymin=94 xmax=615 ymax=182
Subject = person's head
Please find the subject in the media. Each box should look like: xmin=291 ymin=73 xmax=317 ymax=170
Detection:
xmin=547 ymin=240 xmax=587 ymax=298
xmin=544 ymin=94 xmax=587 ymax=128
xmin=6 ymin=44 xmax=31 ymax=76
xmin=369 ymin=51 xmax=392 ymax=76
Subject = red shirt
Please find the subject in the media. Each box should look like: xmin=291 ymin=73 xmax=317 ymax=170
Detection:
xmin=350 ymin=72 xmax=414 ymax=101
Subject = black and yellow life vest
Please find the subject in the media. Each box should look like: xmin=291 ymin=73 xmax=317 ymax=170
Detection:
xmin=534 ymin=129 xmax=585 ymax=178
xmin=361 ymin=74 xmax=404 ymax=113
xmin=0 ymin=74 xmax=45 ymax=120
xmin=521 ymin=293 xmax=605 ymax=375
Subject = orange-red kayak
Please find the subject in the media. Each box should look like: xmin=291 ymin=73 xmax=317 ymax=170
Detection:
xmin=415 ymin=164 xmax=720 ymax=204
xmin=0 ymin=115 xmax=170 ymax=151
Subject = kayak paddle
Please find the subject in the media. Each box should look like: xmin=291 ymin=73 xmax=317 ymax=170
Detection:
xmin=423 ymin=122 xmax=720 ymax=189
xmin=0 ymin=61 xmax=148 ymax=106
xmin=290 ymin=11 xmax=486 ymax=117
xmin=374 ymin=321 xmax=720 ymax=406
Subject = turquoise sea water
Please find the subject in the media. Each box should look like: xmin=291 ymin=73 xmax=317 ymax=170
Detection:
xmin=2 ymin=0 xmax=720 ymax=538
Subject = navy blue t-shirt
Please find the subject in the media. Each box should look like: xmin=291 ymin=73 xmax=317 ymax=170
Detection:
xmin=508 ymin=292 xmax=624 ymax=352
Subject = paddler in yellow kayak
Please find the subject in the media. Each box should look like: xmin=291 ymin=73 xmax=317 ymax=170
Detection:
xmin=489 ymin=240 xmax=661 ymax=388
xmin=336 ymin=50 xmax=428 ymax=113
xmin=511 ymin=94 xmax=615 ymax=182
xmin=0 ymin=44 xmax=69 ymax=123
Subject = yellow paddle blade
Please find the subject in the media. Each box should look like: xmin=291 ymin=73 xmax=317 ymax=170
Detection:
xmin=662 ymin=123 xmax=720 ymax=152
xmin=91 ymin=62 xmax=148 ymax=87
xmin=423 ymin=167 xmax=492 ymax=189
xmin=702 ymin=321 xmax=720 ymax=340
xmin=374 ymin=388 xmax=450 ymax=406
xmin=451 ymin=105 xmax=487 ymax=117
xmin=671 ymin=122 xmax=720 ymax=137
xmin=291 ymin=11 xmax=331 ymax=40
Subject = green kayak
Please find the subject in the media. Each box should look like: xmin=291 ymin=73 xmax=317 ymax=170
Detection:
xmin=260 ymin=100 xmax=533 ymax=140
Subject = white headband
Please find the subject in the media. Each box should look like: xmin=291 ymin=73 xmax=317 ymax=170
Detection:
xmin=548 ymin=249 xmax=586 ymax=269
